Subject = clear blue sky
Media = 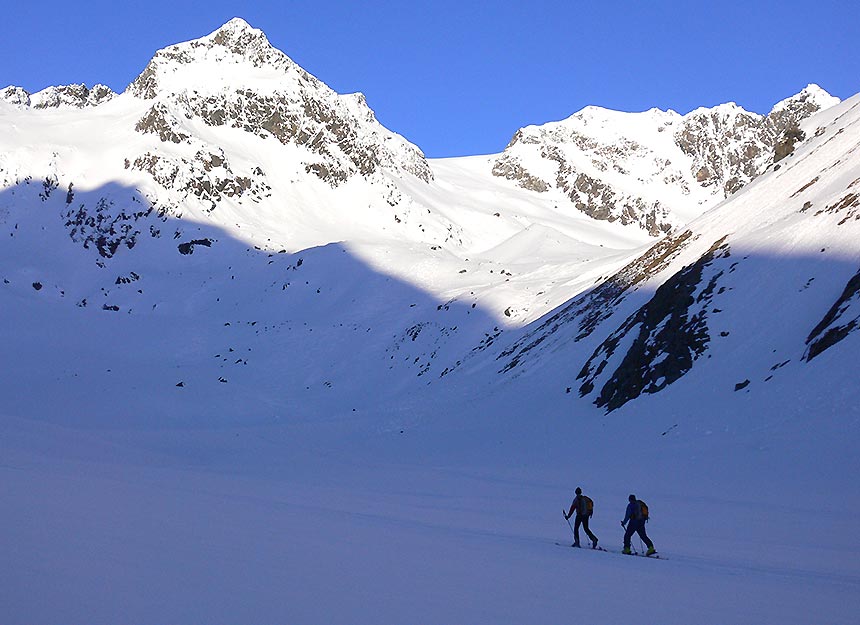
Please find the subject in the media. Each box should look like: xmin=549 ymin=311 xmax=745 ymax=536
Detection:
xmin=2 ymin=0 xmax=857 ymax=157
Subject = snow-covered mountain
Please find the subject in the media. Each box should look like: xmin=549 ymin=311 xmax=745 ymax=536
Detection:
xmin=126 ymin=18 xmax=432 ymax=186
xmin=1 ymin=15 xmax=855 ymax=416
xmin=2 ymin=18 xmax=859 ymax=625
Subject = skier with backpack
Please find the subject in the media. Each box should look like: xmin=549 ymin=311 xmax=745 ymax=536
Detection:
xmin=564 ymin=487 xmax=599 ymax=548
xmin=621 ymin=494 xmax=656 ymax=556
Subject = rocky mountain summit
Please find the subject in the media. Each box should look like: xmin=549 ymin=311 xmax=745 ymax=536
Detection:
xmin=126 ymin=18 xmax=432 ymax=187
xmin=492 ymin=85 xmax=839 ymax=235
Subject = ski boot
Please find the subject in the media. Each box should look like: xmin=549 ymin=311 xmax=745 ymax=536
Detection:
xmin=646 ymin=546 xmax=657 ymax=556
xmin=572 ymin=541 xmax=581 ymax=548
xmin=622 ymin=546 xmax=632 ymax=555
xmin=591 ymin=538 xmax=599 ymax=549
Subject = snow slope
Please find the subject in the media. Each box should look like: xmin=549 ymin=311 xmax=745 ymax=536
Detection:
xmin=1 ymin=18 xmax=859 ymax=625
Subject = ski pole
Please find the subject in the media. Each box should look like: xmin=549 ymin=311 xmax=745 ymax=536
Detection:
xmin=563 ymin=509 xmax=575 ymax=544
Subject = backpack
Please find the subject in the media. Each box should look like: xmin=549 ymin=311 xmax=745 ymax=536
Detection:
xmin=578 ymin=495 xmax=594 ymax=517
xmin=637 ymin=500 xmax=649 ymax=521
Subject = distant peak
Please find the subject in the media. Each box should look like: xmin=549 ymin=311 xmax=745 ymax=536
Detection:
xmin=0 ymin=83 xmax=116 ymax=109
xmin=798 ymin=83 xmax=833 ymax=99
xmin=684 ymin=101 xmax=756 ymax=118
xmin=218 ymin=17 xmax=255 ymax=32
xmin=206 ymin=17 xmax=275 ymax=58
xmin=770 ymin=84 xmax=840 ymax=116
xmin=208 ymin=17 xmax=269 ymax=47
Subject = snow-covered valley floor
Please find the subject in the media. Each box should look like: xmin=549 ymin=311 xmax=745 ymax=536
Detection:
xmin=3 ymin=357 xmax=858 ymax=624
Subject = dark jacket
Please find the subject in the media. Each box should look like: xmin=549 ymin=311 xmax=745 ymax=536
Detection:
xmin=567 ymin=494 xmax=591 ymax=518
xmin=623 ymin=501 xmax=644 ymax=524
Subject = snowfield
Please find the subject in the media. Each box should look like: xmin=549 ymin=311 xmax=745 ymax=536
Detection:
xmin=2 ymin=372 xmax=858 ymax=624
xmin=2 ymin=18 xmax=859 ymax=625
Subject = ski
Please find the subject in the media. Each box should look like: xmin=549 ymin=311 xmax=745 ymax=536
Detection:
xmin=555 ymin=542 xmax=665 ymax=559
xmin=554 ymin=542 xmax=605 ymax=551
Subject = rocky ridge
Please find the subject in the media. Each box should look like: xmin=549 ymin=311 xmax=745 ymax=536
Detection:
xmin=492 ymin=85 xmax=839 ymax=234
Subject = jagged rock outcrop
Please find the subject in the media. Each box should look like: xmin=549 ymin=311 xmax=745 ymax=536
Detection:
xmin=674 ymin=105 xmax=772 ymax=196
xmin=676 ymin=86 xmax=837 ymax=193
xmin=126 ymin=149 xmax=271 ymax=212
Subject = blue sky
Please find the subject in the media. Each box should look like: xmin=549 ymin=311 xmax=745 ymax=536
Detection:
xmin=2 ymin=0 xmax=857 ymax=157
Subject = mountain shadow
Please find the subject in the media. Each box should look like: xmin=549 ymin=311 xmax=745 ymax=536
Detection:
xmin=0 ymin=179 xmax=501 ymax=426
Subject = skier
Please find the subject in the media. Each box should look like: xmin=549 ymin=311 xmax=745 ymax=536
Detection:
xmin=621 ymin=494 xmax=656 ymax=555
xmin=564 ymin=487 xmax=598 ymax=548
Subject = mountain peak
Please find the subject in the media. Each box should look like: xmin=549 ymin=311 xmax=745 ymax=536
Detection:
xmin=206 ymin=17 xmax=273 ymax=59
xmin=126 ymin=17 xmax=299 ymax=99
xmin=217 ymin=16 xmax=257 ymax=33
xmin=769 ymin=83 xmax=840 ymax=118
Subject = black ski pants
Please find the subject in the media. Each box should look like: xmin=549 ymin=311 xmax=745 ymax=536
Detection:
xmin=574 ymin=513 xmax=598 ymax=545
xmin=623 ymin=519 xmax=653 ymax=550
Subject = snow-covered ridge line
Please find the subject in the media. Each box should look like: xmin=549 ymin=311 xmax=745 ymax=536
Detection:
xmin=492 ymin=84 xmax=840 ymax=235
xmin=0 ymin=83 xmax=117 ymax=109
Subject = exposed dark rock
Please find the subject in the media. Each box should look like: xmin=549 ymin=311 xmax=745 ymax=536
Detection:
xmin=134 ymin=104 xmax=190 ymax=143
xmin=182 ymin=89 xmax=431 ymax=185
xmin=577 ymin=237 xmax=730 ymax=411
xmin=491 ymin=129 xmax=675 ymax=234
xmin=791 ymin=177 xmax=820 ymax=198
xmin=674 ymin=107 xmax=771 ymax=197
xmin=63 ymin=197 xmax=150 ymax=258
xmin=491 ymin=155 xmax=550 ymax=192
xmin=130 ymin=150 xmax=270 ymax=210
xmin=815 ymin=192 xmax=860 ymax=224
xmin=805 ymin=267 xmax=860 ymax=361
xmin=774 ymin=125 xmax=806 ymax=163
xmin=115 ymin=272 xmax=141 ymax=285
xmin=40 ymin=176 xmax=59 ymax=201
xmin=177 ymin=238 xmax=213 ymax=255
